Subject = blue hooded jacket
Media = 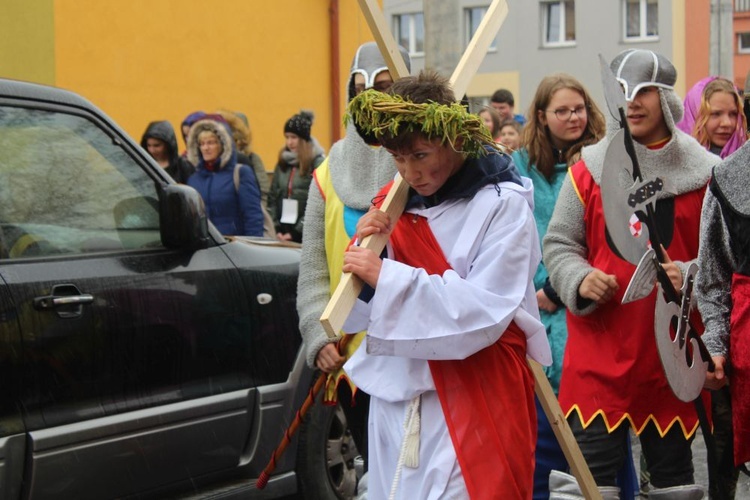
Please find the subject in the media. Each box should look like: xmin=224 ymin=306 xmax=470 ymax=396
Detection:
xmin=186 ymin=117 xmax=263 ymax=236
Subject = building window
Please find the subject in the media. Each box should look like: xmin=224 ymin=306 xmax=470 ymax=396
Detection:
xmin=394 ymin=13 xmax=424 ymax=56
xmin=542 ymin=1 xmax=575 ymax=47
xmin=465 ymin=6 xmax=498 ymax=50
xmin=736 ymin=0 xmax=750 ymax=13
xmin=624 ymin=0 xmax=658 ymax=40
xmin=739 ymin=32 xmax=750 ymax=53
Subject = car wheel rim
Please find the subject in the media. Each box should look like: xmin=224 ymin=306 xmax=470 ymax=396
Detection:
xmin=325 ymin=404 xmax=359 ymax=498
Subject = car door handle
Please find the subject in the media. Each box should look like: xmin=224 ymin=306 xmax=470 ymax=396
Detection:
xmin=33 ymin=284 xmax=94 ymax=318
xmin=34 ymin=294 xmax=94 ymax=309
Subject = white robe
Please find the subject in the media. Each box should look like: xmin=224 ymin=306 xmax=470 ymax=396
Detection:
xmin=344 ymin=179 xmax=551 ymax=499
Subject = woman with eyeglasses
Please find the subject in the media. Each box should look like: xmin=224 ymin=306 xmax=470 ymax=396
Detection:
xmin=510 ymin=73 xmax=608 ymax=499
xmin=186 ymin=115 xmax=264 ymax=236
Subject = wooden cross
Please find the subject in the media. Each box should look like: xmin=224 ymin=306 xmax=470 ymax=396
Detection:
xmin=321 ymin=1 xmax=602 ymax=498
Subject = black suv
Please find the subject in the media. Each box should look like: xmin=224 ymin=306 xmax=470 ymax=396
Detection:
xmin=0 ymin=79 xmax=359 ymax=499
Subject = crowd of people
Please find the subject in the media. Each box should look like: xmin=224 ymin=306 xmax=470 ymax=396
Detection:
xmin=140 ymin=107 xmax=324 ymax=241
xmin=139 ymin=42 xmax=749 ymax=499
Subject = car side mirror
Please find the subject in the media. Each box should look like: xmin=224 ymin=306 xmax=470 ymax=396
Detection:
xmin=159 ymin=184 xmax=211 ymax=250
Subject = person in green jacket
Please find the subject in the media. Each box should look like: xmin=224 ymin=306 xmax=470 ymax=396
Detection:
xmin=511 ymin=73 xmax=605 ymax=499
xmin=268 ymin=110 xmax=325 ymax=242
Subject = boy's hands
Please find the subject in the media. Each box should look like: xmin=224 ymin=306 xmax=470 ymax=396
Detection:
xmin=343 ymin=246 xmax=383 ymax=288
xmin=342 ymin=207 xmax=391 ymax=288
xmin=579 ymin=269 xmax=619 ymax=304
xmin=704 ymin=356 xmax=728 ymax=390
xmin=315 ymin=343 xmax=346 ymax=373
xmin=536 ymin=289 xmax=558 ymax=313
xmin=659 ymin=245 xmax=684 ymax=292
xmin=356 ymin=206 xmax=392 ymax=239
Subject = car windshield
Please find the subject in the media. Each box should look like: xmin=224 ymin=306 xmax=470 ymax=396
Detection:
xmin=0 ymin=106 xmax=162 ymax=258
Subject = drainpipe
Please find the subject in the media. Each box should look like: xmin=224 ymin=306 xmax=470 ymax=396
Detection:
xmin=330 ymin=0 xmax=341 ymax=142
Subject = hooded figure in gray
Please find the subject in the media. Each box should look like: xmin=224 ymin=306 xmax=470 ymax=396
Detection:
xmin=297 ymin=41 xmax=411 ymax=369
xmin=295 ymin=43 xmax=410 ymax=491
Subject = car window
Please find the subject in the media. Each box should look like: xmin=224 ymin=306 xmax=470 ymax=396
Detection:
xmin=0 ymin=106 xmax=161 ymax=259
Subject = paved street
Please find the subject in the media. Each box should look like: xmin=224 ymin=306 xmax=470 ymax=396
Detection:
xmin=632 ymin=429 xmax=750 ymax=498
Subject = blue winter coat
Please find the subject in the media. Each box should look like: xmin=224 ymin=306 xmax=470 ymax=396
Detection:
xmin=186 ymin=118 xmax=263 ymax=236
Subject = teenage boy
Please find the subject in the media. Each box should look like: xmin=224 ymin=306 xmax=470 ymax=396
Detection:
xmin=341 ymin=70 xmax=551 ymax=499
xmin=697 ymin=140 xmax=750 ymax=479
xmin=543 ymin=49 xmax=717 ymax=498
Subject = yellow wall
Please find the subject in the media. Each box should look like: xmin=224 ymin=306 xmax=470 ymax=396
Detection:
xmin=0 ymin=0 xmax=55 ymax=85
xmin=1 ymin=0 xmax=379 ymax=172
xmin=466 ymin=71 xmax=520 ymax=101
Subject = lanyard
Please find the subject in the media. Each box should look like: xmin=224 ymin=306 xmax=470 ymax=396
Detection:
xmin=287 ymin=167 xmax=296 ymax=198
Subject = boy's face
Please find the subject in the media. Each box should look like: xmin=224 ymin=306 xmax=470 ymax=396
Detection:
xmin=386 ymin=136 xmax=463 ymax=197
xmin=491 ymin=101 xmax=513 ymax=120
xmin=626 ymin=86 xmax=670 ymax=145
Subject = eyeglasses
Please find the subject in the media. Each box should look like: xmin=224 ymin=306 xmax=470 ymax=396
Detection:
xmin=546 ymin=105 xmax=587 ymax=121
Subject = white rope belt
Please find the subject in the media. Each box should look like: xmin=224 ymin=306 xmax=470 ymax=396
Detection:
xmin=389 ymin=394 xmax=422 ymax=500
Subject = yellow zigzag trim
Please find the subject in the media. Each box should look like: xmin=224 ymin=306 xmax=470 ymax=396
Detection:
xmin=565 ymin=405 xmax=703 ymax=439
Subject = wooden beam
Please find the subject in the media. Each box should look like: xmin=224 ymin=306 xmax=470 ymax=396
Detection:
xmin=530 ymin=360 xmax=603 ymax=500
xmin=357 ymin=0 xmax=410 ymax=80
xmin=320 ymin=177 xmax=410 ymax=337
xmin=320 ymin=0 xmax=412 ymax=337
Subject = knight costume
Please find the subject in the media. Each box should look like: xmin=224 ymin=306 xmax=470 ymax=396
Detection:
xmin=543 ymin=49 xmax=717 ymax=498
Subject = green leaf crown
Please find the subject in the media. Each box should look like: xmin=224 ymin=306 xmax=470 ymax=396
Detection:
xmin=345 ymin=89 xmax=508 ymax=157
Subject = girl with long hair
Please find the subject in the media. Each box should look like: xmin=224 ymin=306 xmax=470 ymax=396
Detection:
xmin=268 ymin=111 xmax=325 ymax=242
xmin=678 ymin=76 xmax=747 ymax=158
xmin=511 ymin=73 xmax=610 ymax=499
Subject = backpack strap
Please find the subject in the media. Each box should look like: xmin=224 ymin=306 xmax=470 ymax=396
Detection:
xmin=235 ymin=163 xmax=275 ymax=238
xmin=233 ymin=164 xmax=242 ymax=192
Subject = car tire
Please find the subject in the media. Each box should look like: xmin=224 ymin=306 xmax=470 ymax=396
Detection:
xmin=296 ymin=384 xmax=359 ymax=499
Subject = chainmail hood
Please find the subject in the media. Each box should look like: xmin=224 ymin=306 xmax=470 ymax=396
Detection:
xmin=347 ymin=42 xmax=411 ymax=101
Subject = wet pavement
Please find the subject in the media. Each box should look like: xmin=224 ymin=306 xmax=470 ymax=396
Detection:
xmin=631 ymin=429 xmax=750 ymax=498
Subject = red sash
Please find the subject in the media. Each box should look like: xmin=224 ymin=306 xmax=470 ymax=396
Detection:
xmin=730 ymin=273 xmax=750 ymax=465
xmin=379 ymin=183 xmax=536 ymax=499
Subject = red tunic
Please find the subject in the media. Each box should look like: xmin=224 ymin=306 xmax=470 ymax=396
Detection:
xmin=559 ymin=162 xmax=710 ymax=437
xmin=729 ymin=274 xmax=750 ymax=464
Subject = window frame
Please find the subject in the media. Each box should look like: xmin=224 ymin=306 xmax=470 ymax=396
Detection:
xmin=623 ymin=0 xmax=659 ymax=42
xmin=465 ymin=6 xmax=498 ymax=52
xmin=541 ymin=0 xmax=576 ymax=48
xmin=0 ymin=102 xmax=165 ymax=260
xmin=393 ymin=12 xmax=425 ymax=57
xmin=739 ymin=32 xmax=750 ymax=54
